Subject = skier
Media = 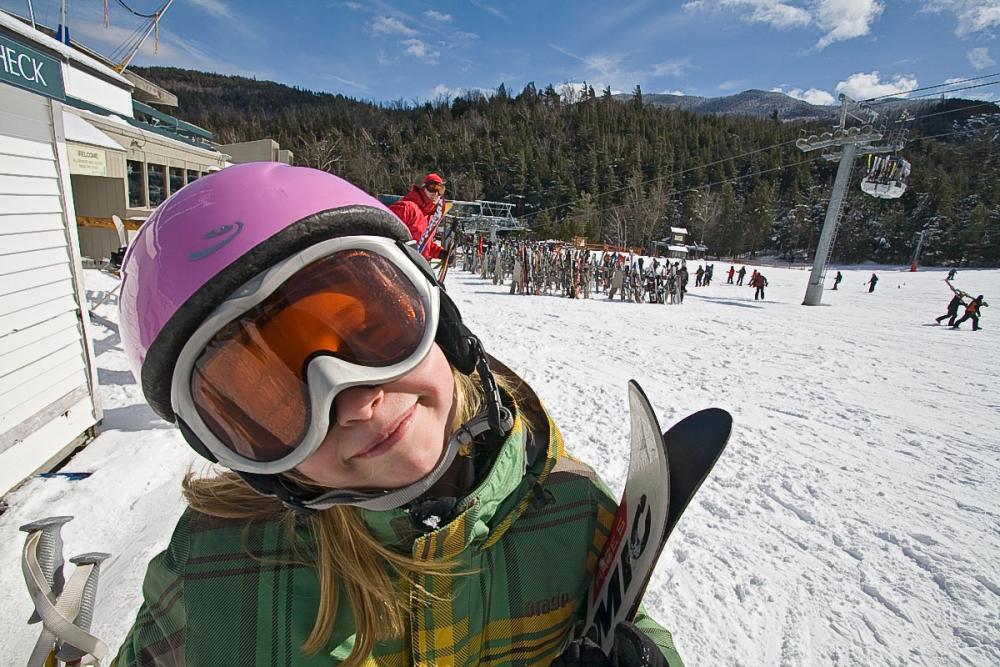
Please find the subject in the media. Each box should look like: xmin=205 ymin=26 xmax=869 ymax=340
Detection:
xmin=113 ymin=164 xmax=682 ymax=666
xmin=736 ymin=265 xmax=747 ymax=286
xmin=750 ymin=270 xmax=768 ymax=300
xmin=695 ymin=265 xmax=704 ymax=287
xmin=936 ymin=292 xmax=966 ymax=326
xmin=868 ymin=273 xmax=878 ymax=293
xmin=832 ymin=271 xmax=843 ymax=290
xmin=947 ymin=268 xmax=957 ymax=281
xmin=389 ymin=173 xmax=446 ymax=260
xmin=727 ymin=266 xmax=735 ymax=284
xmin=952 ymin=295 xmax=988 ymax=331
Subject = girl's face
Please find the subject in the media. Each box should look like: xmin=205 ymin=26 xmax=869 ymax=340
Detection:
xmin=296 ymin=343 xmax=455 ymax=490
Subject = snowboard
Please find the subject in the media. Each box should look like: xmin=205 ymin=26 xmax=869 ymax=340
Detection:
xmin=581 ymin=381 xmax=733 ymax=654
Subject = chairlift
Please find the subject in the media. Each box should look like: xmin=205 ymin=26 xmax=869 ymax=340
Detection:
xmin=860 ymin=154 xmax=911 ymax=199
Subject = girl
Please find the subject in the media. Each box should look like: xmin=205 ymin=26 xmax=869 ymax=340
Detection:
xmin=114 ymin=163 xmax=681 ymax=666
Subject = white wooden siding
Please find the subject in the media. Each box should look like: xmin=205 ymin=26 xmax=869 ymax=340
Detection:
xmin=0 ymin=84 xmax=100 ymax=492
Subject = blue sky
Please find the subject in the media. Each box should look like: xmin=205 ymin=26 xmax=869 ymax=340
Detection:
xmin=4 ymin=0 xmax=999 ymax=104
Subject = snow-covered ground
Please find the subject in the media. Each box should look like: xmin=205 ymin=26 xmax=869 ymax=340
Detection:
xmin=2 ymin=262 xmax=998 ymax=666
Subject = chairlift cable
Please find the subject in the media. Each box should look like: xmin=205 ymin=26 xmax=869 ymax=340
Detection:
xmin=862 ymin=71 xmax=1000 ymax=104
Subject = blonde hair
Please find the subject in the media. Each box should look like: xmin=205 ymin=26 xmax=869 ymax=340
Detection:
xmin=183 ymin=367 xmax=521 ymax=665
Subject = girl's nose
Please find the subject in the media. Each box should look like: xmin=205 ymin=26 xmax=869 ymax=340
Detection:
xmin=334 ymin=386 xmax=384 ymax=427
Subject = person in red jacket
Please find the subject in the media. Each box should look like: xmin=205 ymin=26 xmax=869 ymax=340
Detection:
xmin=389 ymin=173 xmax=446 ymax=259
xmin=750 ymin=270 xmax=768 ymax=300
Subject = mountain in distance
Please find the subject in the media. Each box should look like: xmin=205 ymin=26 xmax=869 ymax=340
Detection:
xmin=614 ymin=88 xmax=938 ymax=122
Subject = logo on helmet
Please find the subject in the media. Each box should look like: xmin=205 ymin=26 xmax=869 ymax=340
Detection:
xmin=188 ymin=221 xmax=245 ymax=261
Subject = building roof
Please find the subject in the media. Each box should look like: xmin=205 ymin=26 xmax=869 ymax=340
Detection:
xmin=667 ymin=245 xmax=689 ymax=254
xmin=671 ymin=227 xmax=689 ymax=235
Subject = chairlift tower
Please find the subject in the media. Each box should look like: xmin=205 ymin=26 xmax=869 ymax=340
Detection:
xmin=796 ymin=94 xmax=905 ymax=306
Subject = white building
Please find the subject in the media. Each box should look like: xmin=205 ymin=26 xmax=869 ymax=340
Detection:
xmin=0 ymin=12 xmax=227 ymax=493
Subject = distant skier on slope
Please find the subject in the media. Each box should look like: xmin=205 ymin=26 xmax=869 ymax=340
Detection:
xmin=951 ymin=295 xmax=988 ymax=331
xmin=112 ymin=164 xmax=684 ymax=666
xmin=750 ymin=271 xmax=768 ymax=301
xmin=935 ymin=291 xmax=966 ymax=326
xmin=737 ymin=265 xmax=747 ymax=285
xmin=868 ymin=273 xmax=879 ymax=293
xmin=727 ymin=265 xmax=735 ymax=284
xmin=832 ymin=271 xmax=843 ymax=290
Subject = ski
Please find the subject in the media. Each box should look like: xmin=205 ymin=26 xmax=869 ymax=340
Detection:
xmin=581 ymin=381 xmax=732 ymax=654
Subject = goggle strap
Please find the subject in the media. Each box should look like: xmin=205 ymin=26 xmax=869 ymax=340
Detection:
xmin=470 ymin=336 xmax=513 ymax=436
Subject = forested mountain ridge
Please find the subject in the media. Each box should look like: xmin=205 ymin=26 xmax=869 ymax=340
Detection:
xmin=134 ymin=66 xmax=1000 ymax=266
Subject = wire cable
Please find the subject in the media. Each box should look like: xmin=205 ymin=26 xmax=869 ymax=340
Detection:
xmin=862 ymin=71 xmax=1000 ymax=103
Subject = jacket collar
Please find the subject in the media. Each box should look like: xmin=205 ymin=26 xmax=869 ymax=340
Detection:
xmin=359 ymin=372 xmax=561 ymax=559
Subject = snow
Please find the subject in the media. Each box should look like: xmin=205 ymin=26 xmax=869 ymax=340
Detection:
xmin=2 ymin=263 xmax=999 ymax=666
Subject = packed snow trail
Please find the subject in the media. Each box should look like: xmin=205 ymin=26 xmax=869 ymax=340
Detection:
xmin=1 ymin=264 xmax=997 ymax=666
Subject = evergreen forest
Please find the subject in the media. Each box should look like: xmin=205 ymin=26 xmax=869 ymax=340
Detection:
xmin=135 ymin=67 xmax=1000 ymax=266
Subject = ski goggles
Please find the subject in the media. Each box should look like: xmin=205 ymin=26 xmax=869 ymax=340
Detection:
xmin=171 ymin=236 xmax=441 ymax=474
xmin=424 ymin=181 xmax=445 ymax=195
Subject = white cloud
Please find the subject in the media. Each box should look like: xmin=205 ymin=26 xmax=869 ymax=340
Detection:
xmin=682 ymin=0 xmax=884 ymax=49
xmin=189 ymin=0 xmax=233 ymax=20
xmin=835 ymin=71 xmax=918 ymax=99
xmin=684 ymin=0 xmax=810 ymax=29
xmin=403 ymin=39 xmax=440 ymax=63
xmin=331 ymin=75 xmax=371 ymax=91
xmin=470 ymin=0 xmax=509 ymax=22
xmin=371 ymin=16 xmax=417 ymax=36
xmin=773 ymin=85 xmax=836 ymax=105
xmin=813 ymin=0 xmax=884 ymax=49
xmin=718 ymin=79 xmax=745 ymax=90
xmin=652 ymin=58 xmax=692 ymax=78
xmin=968 ymin=47 xmax=996 ymax=70
xmin=425 ymin=10 xmax=454 ymax=22
xmin=922 ymin=1 xmax=1000 ymax=37
xmin=660 ymin=89 xmax=687 ymax=96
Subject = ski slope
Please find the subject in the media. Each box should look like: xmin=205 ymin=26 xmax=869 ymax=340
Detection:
xmin=1 ymin=263 xmax=998 ymax=666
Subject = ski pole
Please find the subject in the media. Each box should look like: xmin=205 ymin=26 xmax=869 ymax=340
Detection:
xmin=57 ymin=553 xmax=110 ymax=663
xmin=20 ymin=517 xmax=72 ymax=624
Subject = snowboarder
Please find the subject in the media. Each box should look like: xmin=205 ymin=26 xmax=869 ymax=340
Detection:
xmin=113 ymin=164 xmax=682 ymax=666
xmin=832 ymin=271 xmax=843 ymax=290
xmin=737 ymin=265 xmax=747 ymax=286
xmin=389 ymin=172 xmax=446 ymax=260
xmin=952 ymin=295 xmax=988 ymax=331
xmin=936 ymin=292 xmax=966 ymax=326
xmin=947 ymin=268 xmax=957 ymax=280
xmin=727 ymin=265 xmax=735 ymax=284
xmin=868 ymin=273 xmax=878 ymax=293
xmin=750 ymin=270 xmax=768 ymax=300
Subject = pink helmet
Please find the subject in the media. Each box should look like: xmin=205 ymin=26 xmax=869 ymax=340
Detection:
xmin=119 ymin=162 xmax=412 ymax=421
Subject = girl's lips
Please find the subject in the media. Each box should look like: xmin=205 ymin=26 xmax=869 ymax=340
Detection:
xmin=351 ymin=404 xmax=417 ymax=460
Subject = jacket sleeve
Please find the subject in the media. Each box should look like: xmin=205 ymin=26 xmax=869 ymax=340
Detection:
xmin=588 ymin=473 xmax=685 ymax=667
xmin=111 ymin=513 xmax=191 ymax=667
xmin=388 ymin=200 xmax=425 ymax=245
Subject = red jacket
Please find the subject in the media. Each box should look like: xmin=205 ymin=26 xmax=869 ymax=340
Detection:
xmin=750 ymin=273 xmax=768 ymax=288
xmin=389 ymin=186 xmax=444 ymax=259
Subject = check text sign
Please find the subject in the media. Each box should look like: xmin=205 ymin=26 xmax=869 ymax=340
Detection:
xmin=0 ymin=33 xmax=65 ymax=100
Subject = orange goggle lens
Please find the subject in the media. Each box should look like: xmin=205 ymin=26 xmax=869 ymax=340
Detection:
xmin=190 ymin=250 xmax=427 ymax=462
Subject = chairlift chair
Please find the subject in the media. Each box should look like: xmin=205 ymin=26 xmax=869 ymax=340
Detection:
xmin=860 ymin=154 xmax=911 ymax=199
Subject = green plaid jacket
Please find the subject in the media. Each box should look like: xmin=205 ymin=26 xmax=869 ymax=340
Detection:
xmin=113 ymin=388 xmax=683 ymax=666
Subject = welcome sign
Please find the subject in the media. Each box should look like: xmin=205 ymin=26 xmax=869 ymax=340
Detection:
xmin=0 ymin=32 xmax=65 ymax=101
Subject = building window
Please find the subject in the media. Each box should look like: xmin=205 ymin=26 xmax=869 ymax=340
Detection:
xmin=127 ymin=160 xmax=145 ymax=208
xmin=187 ymin=169 xmax=200 ymax=183
xmin=169 ymin=167 xmax=184 ymax=195
xmin=148 ymin=164 xmax=166 ymax=207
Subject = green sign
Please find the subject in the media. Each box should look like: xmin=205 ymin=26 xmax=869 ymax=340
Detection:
xmin=0 ymin=32 xmax=65 ymax=101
